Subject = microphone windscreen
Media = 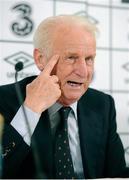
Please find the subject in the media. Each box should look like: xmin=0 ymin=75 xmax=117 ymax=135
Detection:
xmin=15 ymin=61 xmax=24 ymax=72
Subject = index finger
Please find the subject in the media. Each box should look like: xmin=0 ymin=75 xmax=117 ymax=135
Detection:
xmin=42 ymin=55 xmax=59 ymax=75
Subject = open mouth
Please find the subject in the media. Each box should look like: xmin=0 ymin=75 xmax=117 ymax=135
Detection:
xmin=67 ymin=81 xmax=83 ymax=87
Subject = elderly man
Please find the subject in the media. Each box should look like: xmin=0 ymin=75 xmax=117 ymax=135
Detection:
xmin=0 ymin=15 xmax=129 ymax=179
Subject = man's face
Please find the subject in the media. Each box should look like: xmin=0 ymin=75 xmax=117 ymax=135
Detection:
xmin=51 ymin=27 xmax=96 ymax=106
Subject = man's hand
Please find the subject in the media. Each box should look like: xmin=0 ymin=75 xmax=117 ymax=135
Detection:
xmin=24 ymin=55 xmax=61 ymax=113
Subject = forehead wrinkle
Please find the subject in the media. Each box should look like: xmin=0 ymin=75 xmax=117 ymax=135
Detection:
xmin=52 ymin=29 xmax=96 ymax=57
xmin=63 ymin=44 xmax=95 ymax=56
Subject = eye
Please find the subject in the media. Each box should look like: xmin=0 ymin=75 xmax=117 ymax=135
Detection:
xmin=68 ymin=56 xmax=77 ymax=60
xmin=85 ymin=57 xmax=94 ymax=66
xmin=65 ymin=56 xmax=78 ymax=63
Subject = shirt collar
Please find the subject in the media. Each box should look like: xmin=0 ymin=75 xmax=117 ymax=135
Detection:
xmin=48 ymin=101 xmax=77 ymax=120
xmin=70 ymin=102 xmax=77 ymax=120
xmin=48 ymin=102 xmax=62 ymax=118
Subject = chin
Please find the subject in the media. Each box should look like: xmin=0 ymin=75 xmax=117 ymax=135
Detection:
xmin=59 ymin=94 xmax=82 ymax=106
xmin=69 ymin=91 xmax=84 ymax=100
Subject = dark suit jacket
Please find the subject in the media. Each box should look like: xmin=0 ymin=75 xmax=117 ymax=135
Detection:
xmin=0 ymin=76 xmax=129 ymax=179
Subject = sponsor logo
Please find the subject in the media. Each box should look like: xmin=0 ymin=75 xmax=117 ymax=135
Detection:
xmin=4 ymin=51 xmax=35 ymax=79
xmin=4 ymin=51 xmax=34 ymax=68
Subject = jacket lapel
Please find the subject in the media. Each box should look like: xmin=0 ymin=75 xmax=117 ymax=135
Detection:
xmin=31 ymin=110 xmax=54 ymax=178
xmin=77 ymin=99 xmax=104 ymax=179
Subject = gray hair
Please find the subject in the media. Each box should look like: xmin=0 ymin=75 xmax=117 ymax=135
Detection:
xmin=33 ymin=15 xmax=98 ymax=56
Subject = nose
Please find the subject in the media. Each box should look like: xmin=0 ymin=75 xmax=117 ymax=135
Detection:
xmin=73 ymin=59 xmax=88 ymax=78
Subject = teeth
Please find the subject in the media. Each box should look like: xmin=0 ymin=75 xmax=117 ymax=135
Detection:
xmin=67 ymin=81 xmax=82 ymax=86
xmin=69 ymin=82 xmax=75 ymax=86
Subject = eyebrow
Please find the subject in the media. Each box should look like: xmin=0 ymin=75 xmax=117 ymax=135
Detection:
xmin=85 ymin=54 xmax=96 ymax=59
xmin=65 ymin=52 xmax=96 ymax=58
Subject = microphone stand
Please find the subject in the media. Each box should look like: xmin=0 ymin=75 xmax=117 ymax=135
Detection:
xmin=14 ymin=62 xmax=46 ymax=178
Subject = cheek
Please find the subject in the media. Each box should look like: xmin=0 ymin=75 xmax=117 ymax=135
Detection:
xmin=56 ymin=64 xmax=66 ymax=84
xmin=51 ymin=61 xmax=65 ymax=76
xmin=88 ymin=67 xmax=94 ymax=78
xmin=83 ymin=69 xmax=94 ymax=88
xmin=56 ymin=62 xmax=70 ymax=81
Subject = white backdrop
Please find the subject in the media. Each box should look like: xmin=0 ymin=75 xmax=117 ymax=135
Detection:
xmin=0 ymin=0 xmax=129 ymax=164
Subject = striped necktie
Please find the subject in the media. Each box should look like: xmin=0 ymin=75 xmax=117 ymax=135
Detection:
xmin=54 ymin=107 xmax=76 ymax=179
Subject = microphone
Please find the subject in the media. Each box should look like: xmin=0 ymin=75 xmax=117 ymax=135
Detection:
xmin=15 ymin=61 xmax=23 ymax=72
xmin=14 ymin=62 xmax=46 ymax=178
xmin=0 ymin=113 xmax=4 ymax=178
xmin=15 ymin=61 xmax=23 ymax=82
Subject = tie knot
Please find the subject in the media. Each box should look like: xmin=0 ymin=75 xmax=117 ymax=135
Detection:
xmin=60 ymin=107 xmax=71 ymax=121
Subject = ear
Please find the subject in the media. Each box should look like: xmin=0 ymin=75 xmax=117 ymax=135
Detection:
xmin=33 ymin=48 xmax=46 ymax=71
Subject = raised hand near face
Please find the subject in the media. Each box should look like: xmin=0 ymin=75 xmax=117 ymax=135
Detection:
xmin=24 ymin=55 xmax=61 ymax=113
